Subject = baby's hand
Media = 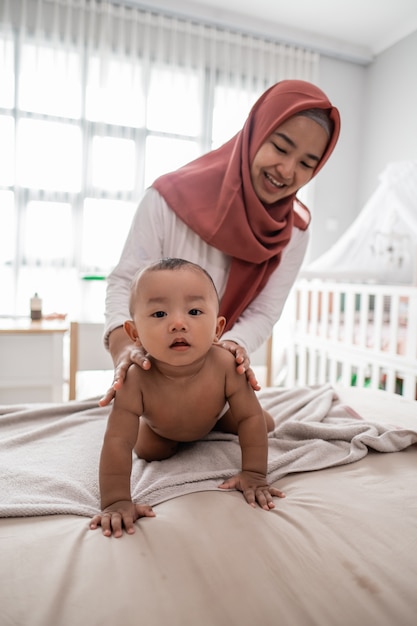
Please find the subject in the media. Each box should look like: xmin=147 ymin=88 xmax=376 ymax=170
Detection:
xmin=218 ymin=471 xmax=285 ymax=510
xmin=90 ymin=500 xmax=155 ymax=537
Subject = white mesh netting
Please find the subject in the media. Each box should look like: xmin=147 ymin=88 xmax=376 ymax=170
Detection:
xmin=303 ymin=161 xmax=417 ymax=284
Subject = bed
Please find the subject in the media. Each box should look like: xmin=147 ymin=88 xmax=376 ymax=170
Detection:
xmin=281 ymin=278 xmax=417 ymax=400
xmin=1 ymin=384 xmax=417 ymax=626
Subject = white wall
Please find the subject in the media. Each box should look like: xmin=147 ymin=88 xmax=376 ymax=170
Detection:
xmin=306 ymin=29 xmax=417 ymax=261
xmin=307 ymin=58 xmax=367 ymax=262
xmin=360 ymin=30 xmax=417 ymax=204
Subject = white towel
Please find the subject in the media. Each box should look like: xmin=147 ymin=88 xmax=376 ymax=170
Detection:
xmin=1 ymin=384 xmax=416 ymax=517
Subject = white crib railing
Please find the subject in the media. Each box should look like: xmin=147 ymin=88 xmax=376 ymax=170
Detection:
xmin=282 ymin=279 xmax=417 ymax=400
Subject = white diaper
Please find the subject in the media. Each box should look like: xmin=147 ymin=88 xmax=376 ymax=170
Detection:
xmin=216 ymin=402 xmax=230 ymax=421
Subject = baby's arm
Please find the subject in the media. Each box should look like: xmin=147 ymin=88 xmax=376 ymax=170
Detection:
xmin=91 ymin=369 xmax=155 ymax=537
xmin=218 ymin=365 xmax=284 ymax=509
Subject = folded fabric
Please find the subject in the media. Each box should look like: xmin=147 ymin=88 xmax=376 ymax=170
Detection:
xmin=1 ymin=384 xmax=416 ymax=517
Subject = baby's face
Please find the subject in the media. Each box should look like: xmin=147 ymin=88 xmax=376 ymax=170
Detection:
xmin=131 ymin=268 xmax=224 ymax=366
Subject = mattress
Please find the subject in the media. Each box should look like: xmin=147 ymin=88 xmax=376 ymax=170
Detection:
xmin=1 ymin=385 xmax=416 ymax=626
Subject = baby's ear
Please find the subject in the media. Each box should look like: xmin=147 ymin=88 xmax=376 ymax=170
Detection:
xmin=214 ymin=316 xmax=226 ymax=341
xmin=124 ymin=320 xmax=142 ymax=345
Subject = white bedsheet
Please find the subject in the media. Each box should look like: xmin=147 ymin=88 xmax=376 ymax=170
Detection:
xmin=1 ymin=386 xmax=416 ymax=626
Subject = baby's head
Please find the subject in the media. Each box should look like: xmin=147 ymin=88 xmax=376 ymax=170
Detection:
xmin=129 ymin=258 xmax=220 ymax=316
xmin=125 ymin=258 xmax=225 ymax=364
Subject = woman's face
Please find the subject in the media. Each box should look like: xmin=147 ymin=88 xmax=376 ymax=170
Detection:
xmin=250 ymin=115 xmax=329 ymax=204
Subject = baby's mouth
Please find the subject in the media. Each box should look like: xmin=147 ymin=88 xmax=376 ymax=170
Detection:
xmin=170 ymin=339 xmax=190 ymax=349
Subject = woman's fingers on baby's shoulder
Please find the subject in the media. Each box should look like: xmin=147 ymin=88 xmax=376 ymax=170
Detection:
xmin=98 ymin=386 xmax=116 ymax=406
xmin=245 ymin=367 xmax=260 ymax=390
xmin=130 ymin=348 xmax=151 ymax=370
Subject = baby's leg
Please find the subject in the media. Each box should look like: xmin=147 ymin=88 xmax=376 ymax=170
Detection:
xmin=135 ymin=418 xmax=178 ymax=461
xmin=215 ymin=408 xmax=275 ymax=434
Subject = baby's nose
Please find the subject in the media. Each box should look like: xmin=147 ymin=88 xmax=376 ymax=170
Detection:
xmin=169 ymin=315 xmax=187 ymax=331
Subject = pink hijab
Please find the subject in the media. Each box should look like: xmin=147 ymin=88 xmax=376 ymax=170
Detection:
xmin=153 ymin=80 xmax=340 ymax=331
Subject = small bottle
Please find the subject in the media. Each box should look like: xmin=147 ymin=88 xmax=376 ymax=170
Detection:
xmin=30 ymin=293 xmax=42 ymax=321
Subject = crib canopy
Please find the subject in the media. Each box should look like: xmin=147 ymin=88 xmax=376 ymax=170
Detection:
xmin=303 ymin=160 xmax=417 ymax=284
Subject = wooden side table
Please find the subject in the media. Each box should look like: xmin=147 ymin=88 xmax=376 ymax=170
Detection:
xmin=0 ymin=319 xmax=68 ymax=403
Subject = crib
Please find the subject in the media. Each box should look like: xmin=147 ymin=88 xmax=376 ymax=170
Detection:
xmin=280 ymin=278 xmax=417 ymax=400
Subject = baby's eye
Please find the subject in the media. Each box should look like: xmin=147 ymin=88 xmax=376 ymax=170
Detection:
xmin=189 ymin=309 xmax=202 ymax=316
xmin=151 ymin=311 xmax=166 ymax=318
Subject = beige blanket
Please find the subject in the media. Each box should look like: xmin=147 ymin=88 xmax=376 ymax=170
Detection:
xmin=1 ymin=384 xmax=416 ymax=517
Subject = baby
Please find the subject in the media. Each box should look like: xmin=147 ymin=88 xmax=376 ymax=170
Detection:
xmin=90 ymin=258 xmax=283 ymax=537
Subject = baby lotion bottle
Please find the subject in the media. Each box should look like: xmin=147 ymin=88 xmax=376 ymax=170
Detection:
xmin=30 ymin=293 xmax=42 ymax=321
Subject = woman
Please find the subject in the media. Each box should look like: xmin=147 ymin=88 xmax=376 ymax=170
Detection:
xmin=100 ymin=79 xmax=340 ymax=406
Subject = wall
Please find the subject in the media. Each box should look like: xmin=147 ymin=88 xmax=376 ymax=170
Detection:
xmin=360 ymin=30 xmax=417 ymax=204
xmin=307 ymin=57 xmax=366 ymax=262
xmin=306 ymin=29 xmax=417 ymax=262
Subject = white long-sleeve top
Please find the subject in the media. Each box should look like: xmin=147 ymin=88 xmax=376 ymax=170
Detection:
xmin=104 ymin=187 xmax=309 ymax=355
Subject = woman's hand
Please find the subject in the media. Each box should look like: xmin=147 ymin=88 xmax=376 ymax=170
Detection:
xmin=99 ymin=329 xmax=151 ymax=407
xmin=217 ymin=340 xmax=260 ymax=391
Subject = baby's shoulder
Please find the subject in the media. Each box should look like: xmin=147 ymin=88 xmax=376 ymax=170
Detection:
xmin=209 ymin=344 xmax=236 ymax=371
xmin=111 ymin=363 xmax=146 ymax=412
xmin=121 ymin=362 xmax=149 ymax=393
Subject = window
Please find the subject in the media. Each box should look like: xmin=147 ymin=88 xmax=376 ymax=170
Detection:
xmin=17 ymin=119 xmax=82 ymax=192
xmin=212 ymin=85 xmax=259 ymax=149
xmin=91 ymin=137 xmax=136 ymax=192
xmin=144 ymin=136 xmax=200 ymax=189
xmin=147 ymin=66 xmax=201 ymax=136
xmin=0 ymin=115 xmax=14 ymax=186
xmin=0 ymin=191 xmax=15 ymax=266
xmin=81 ymin=199 xmax=136 ymax=272
xmin=86 ymin=55 xmax=145 ymax=127
xmin=0 ymin=38 xmax=14 ymax=108
xmin=19 ymin=43 xmax=82 ymax=119
xmin=23 ymin=201 xmax=73 ymax=264
xmin=0 ymin=0 xmax=318 ymax=319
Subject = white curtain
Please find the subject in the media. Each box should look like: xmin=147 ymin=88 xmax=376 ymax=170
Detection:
xmin=0 ymin=0 xmax=319 ymax=319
